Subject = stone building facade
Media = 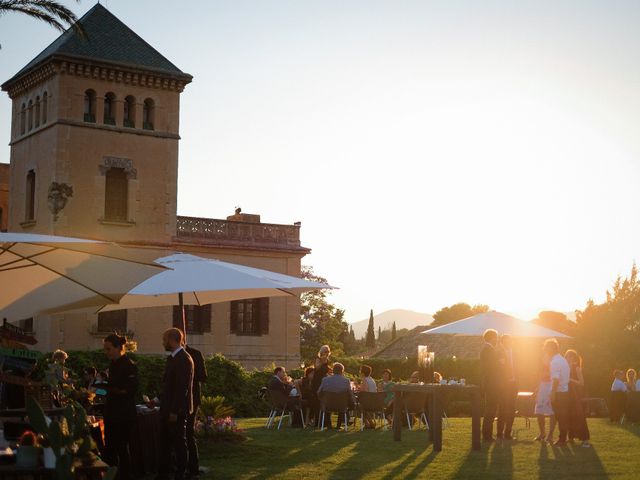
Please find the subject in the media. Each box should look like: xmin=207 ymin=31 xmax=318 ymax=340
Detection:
xmin=1 ymin=4 xmax=308 ymax=368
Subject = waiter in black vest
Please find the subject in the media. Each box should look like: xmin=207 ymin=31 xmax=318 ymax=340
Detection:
xmin=184 ymin=341 xmax=207 ymax=479
xmin=153 ymin=328 xmax=194 ymax=480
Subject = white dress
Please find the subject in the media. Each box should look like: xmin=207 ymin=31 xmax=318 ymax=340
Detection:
xmin=535 ymin=381 xmax=554 ymax=416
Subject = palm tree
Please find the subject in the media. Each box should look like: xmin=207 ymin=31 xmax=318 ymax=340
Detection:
xmin=0 ymin=0 xmax=85 ymax=36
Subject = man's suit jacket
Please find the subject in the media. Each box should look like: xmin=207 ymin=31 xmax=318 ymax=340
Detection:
xmin=268 ymin=375 xmax=292 ymax=404
xmin=317 ymin=374 xmax=355 ymax=403
xmin=480 ymin=342 xmax=501 ymax=392
xmin=160 ymin=348 xmax=194 ymax=418
xmin=185 ymin=345 xmax=207 ymax=409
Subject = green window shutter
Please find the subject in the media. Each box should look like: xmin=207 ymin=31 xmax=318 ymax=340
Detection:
xmin=258 ymin=298 xmax=269 ymax=335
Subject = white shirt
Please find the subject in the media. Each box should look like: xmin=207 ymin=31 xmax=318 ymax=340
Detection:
xmin=362 ymin=377 xmax=377 ymax=392
xmin=636 ymin=380 xmax=640 ymax=391
xmin=612 ymin=378 xmax=628 ymax=392
xmin=170 ymin=346 xmax=184 ymax=358
xmin=550 ymin=354 xmax=570 ymax=393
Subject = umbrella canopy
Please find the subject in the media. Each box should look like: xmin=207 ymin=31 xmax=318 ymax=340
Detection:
xmin=0 ymin=232 xmax=166 ymax=320
xmin=421 ymin=311 xmax=571 ymax=338
xmin=99 ymin=253 xmax=334 ymax=312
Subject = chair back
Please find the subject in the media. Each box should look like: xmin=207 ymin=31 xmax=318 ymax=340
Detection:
xmin=321 ymin=391 xmax=350 ymax=412
xmin=403 ymin=392 xmax=428 ymax=413
xmin=358 ymin=391 xmax=386 ymax=412
xmin=266 ymin=387 xmax=288 ymax=409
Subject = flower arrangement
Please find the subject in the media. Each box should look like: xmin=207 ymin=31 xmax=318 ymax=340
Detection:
xmin=194 ymin=416 xmax=245 ymax=443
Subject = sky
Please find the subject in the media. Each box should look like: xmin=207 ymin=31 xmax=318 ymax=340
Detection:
xmin=1 ymin=0 xmax=639 ymax=323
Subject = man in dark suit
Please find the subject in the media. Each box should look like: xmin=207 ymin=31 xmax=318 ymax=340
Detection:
xmin=496 ymin=334 xmax=518 ymax=440
xmin=154 ymin=328 xmax=194 ymax=480
xmin=184 ymin=343 xmax=207 ymax=480
xmin=480 ymin=328 xmax=500 ymax=442
xmin=268 ymin=366 xmax=295 ymax=408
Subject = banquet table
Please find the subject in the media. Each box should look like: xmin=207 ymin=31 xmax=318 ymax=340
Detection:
xmin=129 ymin=407 xmax=161 ymax=476
xmin=392 ymin=384 xmax=482 ymax=452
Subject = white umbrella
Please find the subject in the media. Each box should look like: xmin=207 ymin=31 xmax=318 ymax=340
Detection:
xmin=0 ymin=232 xmax=166 ymax=321
xmin=421 ymin=311 xmax=570 ymax=338
xmin=98 ymin=253 xmax=334 ymax=332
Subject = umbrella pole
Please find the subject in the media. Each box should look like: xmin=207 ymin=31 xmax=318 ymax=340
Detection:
xmin=179 ymin=292 xmax=187 ymax=343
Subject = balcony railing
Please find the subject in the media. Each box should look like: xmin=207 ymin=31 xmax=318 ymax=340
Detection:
xmin=176 ymin=216 xmax=302 ymax=250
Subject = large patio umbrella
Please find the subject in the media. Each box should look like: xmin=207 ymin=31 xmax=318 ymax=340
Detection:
xmin=98 ymin=253 xmax=334 ymax=334
xmin=421 ymin=311 xmax=571 ymax=338
xmin=0 ymin=232 xmax=166 ymax=321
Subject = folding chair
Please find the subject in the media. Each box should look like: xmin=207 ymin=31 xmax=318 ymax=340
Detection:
xmin=403 ymin=392 xmax=429 ymax=431
xmin=265 ymin=389 xmax=304 ymax=430
xmin=319 ymin=391 xmax=351 ymax=432
xmin=357 ymin=392 xmax=388 ymax=431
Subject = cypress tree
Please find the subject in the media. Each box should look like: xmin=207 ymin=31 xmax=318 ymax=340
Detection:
xmin=392 ymin=321 xmax=397 ymax=340
xmin=365 ymin=309 xmax=376 ymax=348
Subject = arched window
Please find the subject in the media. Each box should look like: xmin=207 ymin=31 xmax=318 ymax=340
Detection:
xmin=103 ymin=92 xmax=116 ymax=125
xmin=123 ymin=96 xmax=135 ymax=128
xmin=20 ymin=103 xmax=26 ymax=135
xmin=27 ymin=100 xmax=33 ymax=131
xmin=35 ymin=96 xmax=41 ymax=128
xmin=142 ymin=98 xmax=154 ymax=130
xmin=42 ymin=92 xmax=48 ymax=124
xmin=84 ymin=89 xmax=96 ymax=123
xmin=104 ymin=167 xmax=128 ymax=221
xmin=25 ymin=170 xmax=36 ymax=221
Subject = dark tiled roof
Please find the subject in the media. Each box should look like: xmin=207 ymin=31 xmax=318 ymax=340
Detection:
xmin=3 ymin=4 xmax=191 ymax=88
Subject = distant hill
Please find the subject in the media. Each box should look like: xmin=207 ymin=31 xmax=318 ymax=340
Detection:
xmin=349 ymin=309 xmax=434 ymax=339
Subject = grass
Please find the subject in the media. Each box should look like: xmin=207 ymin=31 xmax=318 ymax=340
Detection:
xmin=192 ymin=417 xmax=640 ymax=479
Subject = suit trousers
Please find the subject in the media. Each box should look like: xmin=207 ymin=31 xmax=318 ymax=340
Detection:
xmin=186 ymin=407 xmax=199 ymax=475
xmin=497 ymin=381 xmax=518 ymax=437
xmin=157 ymin=414 xmax=188 ymax=480
xmin=482 ymin=388 xmax=499 ymax=440
xmin=104 ymin=417 xmax=132 ymax=480
xmin=552 ymin=392 xmax=570 ymax=442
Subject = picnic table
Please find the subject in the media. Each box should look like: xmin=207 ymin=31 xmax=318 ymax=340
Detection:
xmin=392 ymin=383 xmax=482 ymax=452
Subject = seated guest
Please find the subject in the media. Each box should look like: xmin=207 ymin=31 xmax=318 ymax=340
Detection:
xmin=612 ymin=370 xmax=628 ymax=392
xmin=433 ymin=371 xmax=443 ymax=384
xmin=358 ymin=365 xmax=377 ymax=428
xmin=379 ymin=369 xmax=395 ymax=418
xmin=268 ymin=366 xmax=297 ymax=408
xmin=317 ymin=363 xmax=355 ymax=429
xmin=83 ymin=367 xmax=97 ymax=389
xmin=626 ymin=369 xmax=637 ymax=392
xmin=611 ymin=370 xmax=628 ymax=423
xmin=299 ymin=367 xmax=316 ymax=425
xmin=409 ymin=371 xmax=421 ymax=384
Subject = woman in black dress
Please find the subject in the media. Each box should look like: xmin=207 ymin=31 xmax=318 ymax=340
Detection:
xmin=310 ymin=345 xmax=331 ymax=427
xmin=565 ymin=349 xmax=590 ymax=448
xmin=102 ymin=334 xmax=138 ymax=479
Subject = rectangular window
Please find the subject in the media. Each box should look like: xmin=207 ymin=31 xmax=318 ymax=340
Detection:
xmin=25 ymin=170 xmax=36 ymax=221
xmin=104 ymin=167 xmax=128 ymax=221
xmin=173 ymin=305 xmax=212 ymax=335
xmin=97 ymin=310 xmax=127 ymax=333
xmin=230 ymin=298 xmax=269 ymax=336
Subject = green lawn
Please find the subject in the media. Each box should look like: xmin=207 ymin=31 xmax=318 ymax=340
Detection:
xmin=194 ymin=418 xmax=640 ymax=479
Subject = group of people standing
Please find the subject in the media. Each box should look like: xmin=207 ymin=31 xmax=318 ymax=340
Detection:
xmin=480 ymin=330 xmax=590 ymax=447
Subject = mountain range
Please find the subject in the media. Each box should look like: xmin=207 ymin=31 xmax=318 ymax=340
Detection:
xmin=349 ymin=309 xmax=434 ymax=339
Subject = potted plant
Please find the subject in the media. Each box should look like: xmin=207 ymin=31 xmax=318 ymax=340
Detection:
xmin=16 ymin=430 xmax=40 ymax=468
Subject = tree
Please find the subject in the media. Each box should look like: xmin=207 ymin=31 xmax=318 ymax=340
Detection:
xmin=391 ymin=321 xmax=397 ymax=340
xmin=365 ymin=309 xmax=376 ymax=348
xmin=378 ymin=326 xmax=382 ymax=341
xmin=299 ymin=267 xmax=348 ymax=360
xmin=431 ymin=303 xmax=489 ymax=328
xmin=0 ymin=0 xmax=85 ymax=37
xmin=532 ymin=311 xmax=577 ymax=337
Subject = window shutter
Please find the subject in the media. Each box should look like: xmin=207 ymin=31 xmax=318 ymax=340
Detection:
xmin=202 ymin=305 xmax=212 ymax=333
xmin=230 ymin=301 xmax=238 ymax=334
xmin=172 ymin=305 xmax=182 ymax=329
xmin=258 ymin=298 xmax=269 ymax=335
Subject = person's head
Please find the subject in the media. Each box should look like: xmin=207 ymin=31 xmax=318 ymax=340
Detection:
xmin=382 ymin=369 xmax=392 ymax=382
xmin=97 ymin=371 xmax=107 ymax=381
xmin=274 ymin=366 xmax=286 ymax=380
xmin=332 ymin=362 xmax=344 ymax=376
xmin=614 ymin=370 xmax=625 ymax=381
xmin=564 ymin=349 xmax=582 ymax=367
xmin=103 ymin=333 xmax=127 ymax=361
xmin=409 ymin=371 xmax=420 ymax=383
xmin=360 ymin=364 xmax=372 ymax=378
xmin=51 ymin=349 xmax=68 ymax=365
xmin=543 ymin=338 xmax=560 ymax=357
xmin=304 ymin=366 xmax=315 ymax=380
xmin=500 ymin=334 xmax=512 ymax=349
xmin=318 ymin=345 xmax=331 ymax=358
xmin=483 ymin=329 xmax=498 ymax=346
xmin=83 ymin=367 xmax=97 ymax=380
xmin=162 ymin=328 xmax=184 ymax=352
xmin=627 ymin=369 xmax=637 ymax=383
xmin=433 ymin=371 xmax=443 ymax=383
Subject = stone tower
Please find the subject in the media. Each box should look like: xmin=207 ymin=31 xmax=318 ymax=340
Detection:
xmin=1 ymin=4 xmax=192 ymax=243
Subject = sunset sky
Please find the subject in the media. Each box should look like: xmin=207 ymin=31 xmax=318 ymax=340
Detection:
xmin=1 ymin=1 xmax=639 ymax=323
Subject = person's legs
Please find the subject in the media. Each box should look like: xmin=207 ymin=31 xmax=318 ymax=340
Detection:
xmin=114 ymin=420 xmax=132 ymax=480
xmin=173 ymin=415 xmax=188 ymax=480
xmin=482 ymin=389 xmax=499 ymax=440
xmin=546 ymin=416 xmax=556 ymax=442
xmin=535 ymin=415 xmax=546 ymax=440
xmin=504 ymin=383 xmax=517 ymax=438
xmin=156 ymin=418 xmax=173 ymax=480
xmin=552 ymin=393 xmax=570 ymax=444
xmin=186 ymin=409 xmax=199 ymax=477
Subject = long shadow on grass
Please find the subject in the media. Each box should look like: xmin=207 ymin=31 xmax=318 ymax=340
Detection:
xmin=451 ymin=440 xmax=510 ymax=480
xmin=538 ymin=442 xmax=608 ymax=479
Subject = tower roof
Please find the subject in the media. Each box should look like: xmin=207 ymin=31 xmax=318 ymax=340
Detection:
xmin=2 ymin=3 xmax=192 ymax=90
